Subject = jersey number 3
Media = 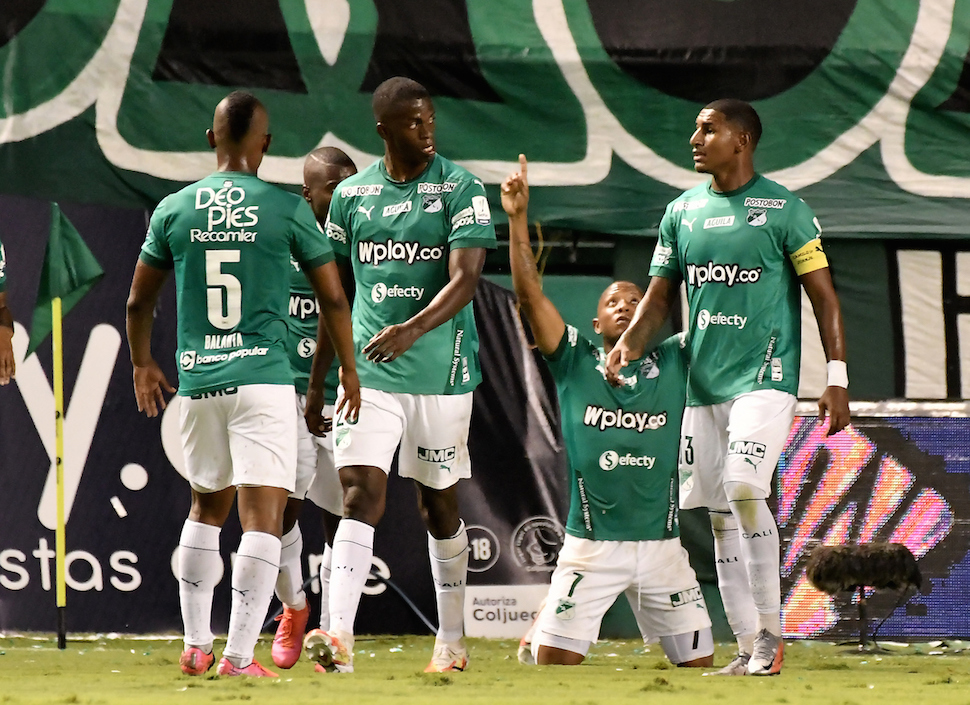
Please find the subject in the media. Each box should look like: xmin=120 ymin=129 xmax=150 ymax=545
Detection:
xmin=205 ymin=249 xmax=242 ymax=330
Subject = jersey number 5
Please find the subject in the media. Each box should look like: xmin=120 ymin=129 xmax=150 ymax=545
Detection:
xmin=205 ymin=249 xmax=242 ymax=330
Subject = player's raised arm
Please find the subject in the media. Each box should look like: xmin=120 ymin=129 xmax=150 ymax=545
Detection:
xmin=801 ymin=267 xmax=850 ymax=436
xmin=125 ymin=259 xmax=176 ymax=417
xmin=361 ymin=248 xmax=485 ymax=363
xmin=604 ymin=276 xmax=676 ymax=385
xmin=306 ymin=260 xmax=360 ymax=422
xmin=502 ymin=154 xmax=565 ymax=356
xmin=0 ymin=292 xmax=14 ymax=385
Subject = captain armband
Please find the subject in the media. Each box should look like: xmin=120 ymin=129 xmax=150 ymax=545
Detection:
xmin=789 ymin=237 xmax=828 ymax=275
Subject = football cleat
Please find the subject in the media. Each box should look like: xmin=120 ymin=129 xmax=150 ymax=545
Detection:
xmin=179 ymin=646 xmax=214 ymax=676
xmin=747 ymin=629 xmax=784 ymax=676
xmin=216 ymin=657 xmax=278 ymax=677
xmin=703 ymin=652 xmax=750 ymax=676
xmin=424 ymin=640 xmax=469 ymax=673
xmin=272 ymin=602 xmax=311 ymax=669
xmin=304 ymin=628 xmax=354 ymax=673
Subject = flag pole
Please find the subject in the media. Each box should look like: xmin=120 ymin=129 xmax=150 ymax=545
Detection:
xmin=52 ymin=295 xmax=67 ymax=650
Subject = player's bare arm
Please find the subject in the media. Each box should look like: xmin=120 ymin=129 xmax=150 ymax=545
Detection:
xmin=362 ymin=246 xmax=486 ymax=363
xmin=0 ymin=292 xmax=15 ymax=385
xmin=306 ymin=259 xmax=360 ymax=424
xmin=604 ymin=276 xmax=676 ymax=386
xmin=502 ymin=154 xmax=565 ymax=356
xmin=125 ymin=260 xmax=176 ymax=417
xmin=801 ymin=267 xmax=850 ymax=436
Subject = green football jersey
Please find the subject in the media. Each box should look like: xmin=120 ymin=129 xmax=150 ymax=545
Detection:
xmin=140 ymin=172 xmax=334 ymax=396
xmin=0 ymin=236 xmax=6 ymax=292
xmin=545 ymin=327 xmax=687 ymax=542
xmin=325 ymin=155 xmax=496 ymax=395
xmin=649 ymin=174 xmax=824 ymax=406
xmin=287 ymin=253 xmax=339 ymax=402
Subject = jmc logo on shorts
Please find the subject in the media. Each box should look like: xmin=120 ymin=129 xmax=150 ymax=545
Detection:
xmin=669 ymin=586 xmax=703 ymax=608
xmin=417 ymin=446 xmax=456 ymax=463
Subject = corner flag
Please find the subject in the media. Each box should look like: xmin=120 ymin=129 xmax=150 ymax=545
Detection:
xmin=26 ymin=204 xmax=104 ymax=356
xmin=26 ymin=203 xmax=103 ymax=650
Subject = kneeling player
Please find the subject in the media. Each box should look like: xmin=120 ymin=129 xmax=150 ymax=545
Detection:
xmin=502 ymin=156 xmax=713 ymax=667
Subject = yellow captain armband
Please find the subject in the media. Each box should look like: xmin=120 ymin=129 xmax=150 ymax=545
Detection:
xmin=790 ymin=237 xmax=828 ymax=275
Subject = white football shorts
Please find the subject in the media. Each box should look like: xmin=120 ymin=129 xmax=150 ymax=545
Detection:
xmin=332 ymin=387 xmax=473 ymax=490
xmin=679 ymin=389 xmax=797 ymax=511
xmin=292 ymin=396 xmax=343 ymax=515
xmin=532 ymin=535 xmax=712 ymax=658
xmin=179 ymin=383 xmax=297 ymax=493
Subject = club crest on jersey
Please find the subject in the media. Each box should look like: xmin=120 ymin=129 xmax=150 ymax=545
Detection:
xmin=747 ymin=208 xmax=767 ymax=227
xmin=422 ymin=194 xmax=443 ymax=213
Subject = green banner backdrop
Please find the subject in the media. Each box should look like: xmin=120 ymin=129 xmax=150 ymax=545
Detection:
xmin=2 ymin=0 xmax=970 ymax=237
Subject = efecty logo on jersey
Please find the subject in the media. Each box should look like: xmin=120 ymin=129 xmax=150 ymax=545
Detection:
xmin=583 ymin=406 xmax=667 ymax=433
xmin=598 ymin=450 xmax=656 ymax=471
xmin=696 ymin=309 xmax=747 ymax=331
xmin=357 ymin=240 xmax=445 ymax=266
xmin=370 ymin=282 xmax=424 ymax=303
xmin=191 ymin=181 xmax=259 ymax=241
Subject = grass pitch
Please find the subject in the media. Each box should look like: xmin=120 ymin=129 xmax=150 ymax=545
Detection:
xmin=0 ymin=634 xmax=967 ymax=704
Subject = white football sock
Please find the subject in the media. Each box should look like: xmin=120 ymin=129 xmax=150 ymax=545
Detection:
xmin=729 ymin=498 xmax=782 ymax=636
xmin=275 ymin=523 xmax=307 ymax=610
xmin=429 ymin=521 xmax=469 ymax=644
xmin=178 ymin=520 xmax=222 ymax=653
xmin=328 ymin=519 xmax=375 ymax=637
xmin=318 ymin=544 xmax=333 ymax=631
xmin=223 ymin=531 xmax=281 ymax=667
xmin=709 ymin=510 xmax=757 ymax=654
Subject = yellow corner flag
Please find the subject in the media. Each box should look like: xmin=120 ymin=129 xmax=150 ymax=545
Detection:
xmin=26 ymin=203 xmax=104 ymax=356
xmin=27 ymin=203 xmax=103 ymax=649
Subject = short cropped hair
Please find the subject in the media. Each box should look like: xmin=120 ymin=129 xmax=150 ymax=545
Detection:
xmin=306 ymin=146 xmax=356 ymax=171
xmin=222 ymin=91 xmax=264 ymax=143
xmin=372 ymin=77 xmax=431 ymax=121
xmin=705 ymin=98 xmax=762 ymax=147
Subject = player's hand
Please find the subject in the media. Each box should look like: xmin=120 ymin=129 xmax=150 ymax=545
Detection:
xmin=132 ymin=360 xmax=175 ymax=418
xmin=0 ymin=327 xmax=15 ymax=385
xmin=304 ymin=387 xmax=332 ymax=437
xmin=336 ymin=366 xmax=361 ymax=423
xmin=501 ymin=154 xmax=529 ymax=218
xmin=817 ymin=385 xmax=850 ymax=436
xmin=363 ymin=323 xmax=420 ymax=363
xmin=604 ymin=338 xmax=639 ymax=387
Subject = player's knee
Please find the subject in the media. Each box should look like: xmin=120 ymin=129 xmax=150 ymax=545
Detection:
xmin=708 ymin=510 xmax=738 ymax=534
xmin=723 ymin=480 xmax=763 ymax=503
xmin=661 ymin=628 xmax=714 ymax=666
xmin=536 ymin=645 xmax=585 ymax=666
xmin=339 ymin=469 xmax=386 ymax=525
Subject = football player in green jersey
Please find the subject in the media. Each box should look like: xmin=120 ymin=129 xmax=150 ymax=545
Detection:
xmin=270 ymin=147 xmax=357 ymax=670
xmin=503 ymin=155 xmax=713 ymax=668
xmin=0 ymin=238 xmax=14 ymax=385
xmin=606 ymin=99 xmax=850 ymax=676
xmin=303 ymin=78 xmax=496 ymax=674
xmin=126 ymin=92 xmax=359 ymax=678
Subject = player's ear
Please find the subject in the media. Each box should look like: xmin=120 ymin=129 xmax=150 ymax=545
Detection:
xmin=302 ymin=184 xmax=311 ymax=203
xmin=206 ymin=129 xmax=216 ymax=149
xmin=262 ymin=133 xmax=272 ymax=154
xmin=736 ymin=130 xmax=750 ymax=153
xmin=376 ymin=121 xmax=388 ymax=141
xmin=592 ymin=317 xmax=601 ymax=334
